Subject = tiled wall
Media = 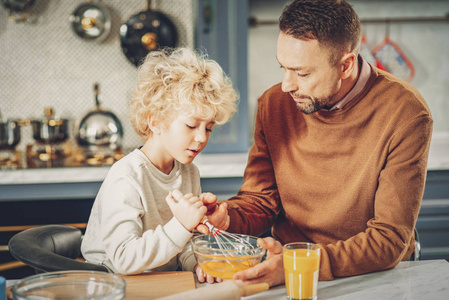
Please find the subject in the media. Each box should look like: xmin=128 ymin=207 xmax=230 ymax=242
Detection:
xmin=0 ymin=0 xmax=195 ymax=152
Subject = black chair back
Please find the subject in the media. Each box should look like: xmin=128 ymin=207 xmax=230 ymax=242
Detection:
xmin=8 ymin=224 xmax=108 ymax=273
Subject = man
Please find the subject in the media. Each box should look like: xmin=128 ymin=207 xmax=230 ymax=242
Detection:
xmin=207 ymin=0 xmax=433 ymax=286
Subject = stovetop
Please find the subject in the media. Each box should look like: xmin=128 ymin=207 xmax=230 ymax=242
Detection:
xmin=0 ymin=143 xmax=124 ymax=170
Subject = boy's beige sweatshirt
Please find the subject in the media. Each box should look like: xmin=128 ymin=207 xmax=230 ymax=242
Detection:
xmin=81 ymin=149 xmax=200 ymax=274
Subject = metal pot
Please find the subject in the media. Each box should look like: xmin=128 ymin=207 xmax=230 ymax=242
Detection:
xmin=1 ymin=0 xmax=35 ymax=22
xmin=31 ymin=108 xmax=70 ymax=144
xmin=0 ymin=112 xmax=22 ymax=150
xmin=120 ymin=0 xmax=178 ymax=66
xmin=76 ymin=83 xmax=123 ymax=149
xmin=70 ymin=0 xmax=111 ymax=42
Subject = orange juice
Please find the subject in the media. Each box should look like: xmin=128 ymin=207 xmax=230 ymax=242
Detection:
xmin=199 ymin=255 xmax=258 ymax=279
xmin=283 ymin=246 xmax=320 ymax=300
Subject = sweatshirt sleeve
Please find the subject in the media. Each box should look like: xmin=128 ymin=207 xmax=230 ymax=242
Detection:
xmin=99 ymin=177 xmax=193 ymax=275
xmin=178 ymin=237 xmax=197 ymax=272
xmin=318 ymin=115 xmax=433 ymax=280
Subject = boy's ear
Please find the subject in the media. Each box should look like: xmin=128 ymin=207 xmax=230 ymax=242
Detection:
xmin=148 ymin=116 xmax=162 ymax=135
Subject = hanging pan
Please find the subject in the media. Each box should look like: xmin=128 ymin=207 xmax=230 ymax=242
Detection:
xmin=1 ymin=0 xmax=35 ymax=23
xmin=120 ymin=0 xmax=178 ymax=66
xmin=70 ymin=0 xmax=111 ymax=42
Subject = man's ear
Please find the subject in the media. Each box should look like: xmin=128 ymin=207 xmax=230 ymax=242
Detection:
xmin=148 ymin=116 xmax=162 ymax=135
xmin=340 ymin=52 xmax=357 ymax=80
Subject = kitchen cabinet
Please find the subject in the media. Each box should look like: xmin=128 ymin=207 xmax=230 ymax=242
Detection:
xmin=195 ymin=0 xmax=250 ymax=153
xmin=417 ymin=170 xmax=449 ymax=261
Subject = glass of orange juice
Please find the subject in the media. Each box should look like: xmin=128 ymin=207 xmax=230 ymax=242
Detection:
xmin=283 ymin=242 xmax=320 ymax=300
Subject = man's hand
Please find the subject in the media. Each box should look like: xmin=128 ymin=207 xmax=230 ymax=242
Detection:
xmin=196 ymin=193 xmax=230 ymax=234
xmin=233 ymin=237 xmax=285 ymax=287
xmin=194 ymin=264 xmax=223 ymax=284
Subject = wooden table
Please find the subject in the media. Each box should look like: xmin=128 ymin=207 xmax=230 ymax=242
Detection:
xmin=120 ymin=271 xmax=195 ymax=299
xmin=7 ymin=271 xmax=196 ymax=300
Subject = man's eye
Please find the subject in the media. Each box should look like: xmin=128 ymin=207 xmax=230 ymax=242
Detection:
xmin=206 ymin=128 xmax=213 ymax=132
xmin=297 ymin=73 xmax=309 ymax=77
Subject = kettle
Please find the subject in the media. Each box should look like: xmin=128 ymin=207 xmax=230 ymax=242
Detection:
xmin=76 ymin=83 xmax=124 ymax=150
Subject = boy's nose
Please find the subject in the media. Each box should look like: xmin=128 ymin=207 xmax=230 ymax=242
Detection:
xmin=195 ymin=130 xmax=207 ymax=143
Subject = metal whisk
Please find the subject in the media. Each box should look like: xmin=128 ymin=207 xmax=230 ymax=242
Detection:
xmin=171 ymin=190 xmax=257 ymax=256
xmin=201 ymin=218 xmax=256 ymax=257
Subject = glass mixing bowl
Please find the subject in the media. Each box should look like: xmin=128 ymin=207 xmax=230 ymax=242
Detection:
xmin=11 ymin=270 xmax=126 ymax=300
xmin=191 ymin=233 xmax=266 ymax=279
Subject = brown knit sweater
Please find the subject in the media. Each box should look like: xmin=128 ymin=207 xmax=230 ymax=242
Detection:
xmin=225 ymin=67 xmax=433 ymax=280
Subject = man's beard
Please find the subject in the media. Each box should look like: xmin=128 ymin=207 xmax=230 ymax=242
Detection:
xmin=294 ymin=95 xmax=333 ymax=115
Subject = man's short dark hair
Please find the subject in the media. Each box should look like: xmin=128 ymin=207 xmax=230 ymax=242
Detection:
xmin=279 ymin=0 xmax=362 ymax=64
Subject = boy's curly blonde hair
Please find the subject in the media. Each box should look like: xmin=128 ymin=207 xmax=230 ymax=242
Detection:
xmin=130 ymin=47 xmax=239 ymax=140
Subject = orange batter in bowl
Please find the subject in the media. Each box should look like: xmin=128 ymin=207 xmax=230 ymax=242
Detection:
xmin=198 ymin=255 xmax=261 ymax=279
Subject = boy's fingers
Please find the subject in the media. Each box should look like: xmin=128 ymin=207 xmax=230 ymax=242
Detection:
xmin=171 ymin=189 xmax=183 ymax=201
xmin=184 ymin=193 xmax=194 ymax=199
xmin=189 ymin=196 xmax=201 ymax=204
xmin=199 ymin=206 xmax=208 ymax=215
xmin=195 ymin=224 xmax=209 ymax=234
xmin=165 ymin=194 xmax=176 ymax=209
xmin=206 ymin=274 xmax=214 ymax=284
xmin=197 ymin=269 xmax=205 ymax=283
xmin=194 ymin=201 xmax=203 ymax=208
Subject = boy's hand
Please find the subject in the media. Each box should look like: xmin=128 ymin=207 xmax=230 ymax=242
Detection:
xmin=194 ymin=264 xmax=223 ymax=284
xmin=196 ymin=193 xmax=230 ymax=234
xmin=166 ymin=190 xmax=207 ymax=232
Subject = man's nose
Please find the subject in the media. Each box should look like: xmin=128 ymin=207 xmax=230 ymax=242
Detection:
xmin=281 ymin=71 xmax=297 ymax=93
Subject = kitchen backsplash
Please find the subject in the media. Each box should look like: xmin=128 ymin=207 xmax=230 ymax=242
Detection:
xmin=0 ymin=0 xmax=195 ymax=152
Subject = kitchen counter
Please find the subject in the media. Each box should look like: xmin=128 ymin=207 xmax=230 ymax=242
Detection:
xmin=0 ymin=134 xmax=448 ymax=201
xmin=1 ymin=141 xmax=448 ymax=186
xmin=0 ymin=152 xmax=248 ymax=202
xmin=243 ymin=259 xmax=449 ymax=300
xmin=0 ymin=152 xmax=249 ymax=185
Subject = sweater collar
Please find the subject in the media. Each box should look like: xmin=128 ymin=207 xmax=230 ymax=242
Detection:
xmin=322 ymin=54 xmax=371 ymax=111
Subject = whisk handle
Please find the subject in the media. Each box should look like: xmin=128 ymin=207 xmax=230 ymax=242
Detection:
xmin=202 ymin=219 xmax=220 ymax=237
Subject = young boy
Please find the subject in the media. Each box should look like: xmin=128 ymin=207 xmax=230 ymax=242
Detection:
xmin=81 ymin=47 xmax=238 ymax=283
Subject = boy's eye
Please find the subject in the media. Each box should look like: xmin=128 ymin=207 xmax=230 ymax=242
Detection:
xmin=186 ymin=124 xmax=195 ymax=129
xmin=297 ymin=72 xmax=309 ymax=77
